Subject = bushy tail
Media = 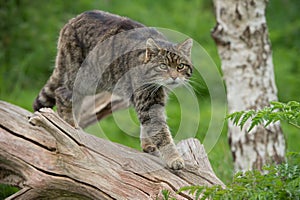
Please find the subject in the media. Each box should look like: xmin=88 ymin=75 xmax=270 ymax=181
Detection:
xmin=33 ymin=67 xmax=61 ymax=111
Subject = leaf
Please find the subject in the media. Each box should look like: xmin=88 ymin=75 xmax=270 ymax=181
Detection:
xmin=287 ymin=101 xmax=300 ymax=108
xmin=247 ymin=113 xmax=264 ymax=132
xmin=177 ymin=185 xmax=198 ymax=195
xmin=238 ymin=110 xmax=255 ymax=130
xmin=195 ymin=187 xmax=205 ymax=200
xmin=161 ymin=189 xmax=170 ymax=200
xmin=287 ymin=177 xmax=300 ymax=188
xmin=270 ymin=101 xmax=285 ymax=109
xmin=227 ymin=111 xmax=245 ymax=126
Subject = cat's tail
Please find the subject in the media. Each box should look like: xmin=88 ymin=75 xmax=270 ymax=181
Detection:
xmin=33 ymin=67 xmax=61 ymax=111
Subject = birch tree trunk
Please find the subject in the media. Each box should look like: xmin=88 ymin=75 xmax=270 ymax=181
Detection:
xmin=211 ymin=0 xmax=286 ymax=171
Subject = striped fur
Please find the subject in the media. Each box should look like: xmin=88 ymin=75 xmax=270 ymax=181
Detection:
xmin=33 ymin=10 xmax=193 ymax=170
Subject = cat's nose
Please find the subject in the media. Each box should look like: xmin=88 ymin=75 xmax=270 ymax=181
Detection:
xmin=171 ymin=76 xmax=177 ymax=80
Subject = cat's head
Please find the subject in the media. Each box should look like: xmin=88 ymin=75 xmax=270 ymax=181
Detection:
xmin=143 ymin=38 xmax=193 ymax=88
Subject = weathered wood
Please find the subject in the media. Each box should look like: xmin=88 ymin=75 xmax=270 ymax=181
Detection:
xmin=79 ymin=92 xmax=130 ymax=128
xmin=0 ymin=101 xmax=224 ymax=199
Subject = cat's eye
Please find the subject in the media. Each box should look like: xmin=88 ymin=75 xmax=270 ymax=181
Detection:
xmin=158 ymin=64 xmax=168 ymax=71
xmin=177 ymin=64 xmax=186 ymax=71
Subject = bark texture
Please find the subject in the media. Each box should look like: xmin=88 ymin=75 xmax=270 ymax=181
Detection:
xmin=79 ymin=92 xmax=130 ymax=128
xmin=0 ymin=101 xmax=224 ymax=199
xmin=212 ymin=0 xmax=286 ymax=171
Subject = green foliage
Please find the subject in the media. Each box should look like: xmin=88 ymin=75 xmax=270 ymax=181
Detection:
xmin=171 ymin=101 xmax=300 ymax=199
xmin=268 ymin=0 xmax=300 ymax=102
xmin=227 ymin=101 xmax=300 ymax=131
xmin=163 ymin=153 xmax=300 ymax=200
xmin=0 ymin=185 xmax=19 ymax=200
xmin=160 ymin=190 xmax=177 ymax=200
xmin=178 ymin=185 xmax=223 ymax=200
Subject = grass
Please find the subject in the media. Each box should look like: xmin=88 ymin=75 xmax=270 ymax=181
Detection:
xmin=0 ymin=185 xmax=18 ymax=199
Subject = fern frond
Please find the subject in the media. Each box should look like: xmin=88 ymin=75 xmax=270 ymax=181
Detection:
xmin=239 ymin=110 xmax=255 ymax=130
xmin=287 ymin=177 xmax=300 ymax=189
xmin=227 ymin=111 xmax=245 ymax=126
xmin=227 ymin=101 xmax=300 ymax=131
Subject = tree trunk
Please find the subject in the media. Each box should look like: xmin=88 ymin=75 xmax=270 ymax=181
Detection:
xmin=0 ymin=101 xmax=224 ymax=199
xmin=211 ymin=0 xmax=286 ymax=171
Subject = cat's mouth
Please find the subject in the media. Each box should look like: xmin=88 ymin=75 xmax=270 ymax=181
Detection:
xmin=167 ymin=81 xmax=179 ymax=85
xmin=164 ymin=78 xmax=182 ymax=88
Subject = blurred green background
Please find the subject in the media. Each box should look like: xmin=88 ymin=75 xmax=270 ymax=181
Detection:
xmin=1 ymin=0 xmax=300 ymax=198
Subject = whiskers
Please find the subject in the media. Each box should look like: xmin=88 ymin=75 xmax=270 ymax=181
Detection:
xmin=137 ymin=77 xmax=200 ymax=97
xmin=178 ymin=79 xmax=195 ymax=94
xmin=139 ymin=81 xmax=162 ymax=97
xmin=186 ymin=78 xmax=208 ymax=96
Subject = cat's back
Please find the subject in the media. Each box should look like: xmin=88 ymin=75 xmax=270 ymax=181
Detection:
xmin=71 ymin=10 xmax=145 ymax=35
xmin=76 ymin=10 xmax=144 ymax=28
xmin=60 ymin=10 xmax=145 ymax=54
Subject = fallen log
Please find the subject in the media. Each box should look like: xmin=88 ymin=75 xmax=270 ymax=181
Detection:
xmin=0 ymin=101 xmax=224 ymax=199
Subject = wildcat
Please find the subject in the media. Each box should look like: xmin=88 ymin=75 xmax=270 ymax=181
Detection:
xmin=33 ymin=10 xmax=193 ymax=170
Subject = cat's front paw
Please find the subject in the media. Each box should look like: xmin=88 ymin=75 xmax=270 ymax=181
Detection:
xmin=167 ymin=157 xmax=185 ymax=170
xmin=143 ymin=145 xmax=160 ymax=157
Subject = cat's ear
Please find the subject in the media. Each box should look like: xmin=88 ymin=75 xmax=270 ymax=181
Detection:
xmin=145 ymin=38 xmax=160 ymax=62
xmin=177 ymin=38 xmax=193 ymax=58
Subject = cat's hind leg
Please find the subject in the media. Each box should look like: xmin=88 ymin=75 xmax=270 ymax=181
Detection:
xmin=55 ymin=86 xmax=83 ymax=128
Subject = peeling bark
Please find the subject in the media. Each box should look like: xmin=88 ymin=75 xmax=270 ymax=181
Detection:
xmin=0 ymin=101 xmax=224 ymax=199
xmin=212 ymin=0 xmax=286 ymax=171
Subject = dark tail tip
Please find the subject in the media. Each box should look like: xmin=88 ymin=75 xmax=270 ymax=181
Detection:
xmin=33 ymin=97 xmax=42 ymax=112
xmin=33 ymin=95 xmax=56 ymax=112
